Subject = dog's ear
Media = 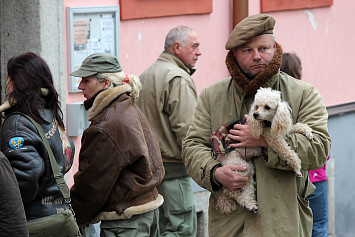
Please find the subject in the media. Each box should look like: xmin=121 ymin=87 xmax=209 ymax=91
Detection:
xmin=247 ymin=108 xmax=264 ymax=138
xmin=271 ymin=101 xmax=292 ymax=137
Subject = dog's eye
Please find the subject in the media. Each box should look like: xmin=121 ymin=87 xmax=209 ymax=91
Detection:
xmin=255 ymin=105 xmax=258 ymax=109
xmin=265 ymin=105 xmax=271 ymax=110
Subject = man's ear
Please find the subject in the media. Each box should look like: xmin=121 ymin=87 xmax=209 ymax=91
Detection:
xmin=172 ymin=42 xmax=181 ymax=55
xmin=104 ymin=78 xmax=111 ymax=88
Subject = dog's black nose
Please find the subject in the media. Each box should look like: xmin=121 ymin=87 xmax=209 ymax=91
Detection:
xmin=253 ymin=113 xmax=259 ymax=119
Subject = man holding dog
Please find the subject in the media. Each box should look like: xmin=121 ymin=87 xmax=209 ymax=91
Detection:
xmin=182 ymin=14 xmax=331 ymax=237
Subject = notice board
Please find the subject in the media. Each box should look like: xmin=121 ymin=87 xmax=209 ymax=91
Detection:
xmin=66 ymin=6 xmax=120 ymax=92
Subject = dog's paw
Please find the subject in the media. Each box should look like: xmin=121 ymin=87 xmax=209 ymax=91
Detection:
xmin=305 ymin=131 xmax=313 ymax=141
xmin=296 ymin=171 xmax=303 ymax=178
xmin=247 ymin=206 xmax=259 ymax=213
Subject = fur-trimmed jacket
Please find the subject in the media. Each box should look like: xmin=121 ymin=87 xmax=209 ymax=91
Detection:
xmin=70 ymin=84 xmax=165 ymax=226
xmin=182 ymin=42 xmax=331 ymax=237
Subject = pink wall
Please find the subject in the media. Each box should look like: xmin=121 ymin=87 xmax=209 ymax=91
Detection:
xmin=64 ymin=0 xmax=232 ymax=98
xmin=114 ymin=3 xmax=233 ymax=93
xmin=250 ymin=1 xmax=355 ymax=106
xmin=63 ymin=0 xmax=232 ymax=185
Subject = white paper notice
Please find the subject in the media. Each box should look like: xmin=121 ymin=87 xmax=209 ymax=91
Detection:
xmin=100 ymin=14 xmax=115 ymax=55
xmin=88 ymin=38 xmax=101 ymax=55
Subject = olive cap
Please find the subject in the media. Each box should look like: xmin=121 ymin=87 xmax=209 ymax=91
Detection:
xmin=70 ymin=53 xmax=122 ymax=77
xmin=225 ymin=14 xmax=275 ymax=50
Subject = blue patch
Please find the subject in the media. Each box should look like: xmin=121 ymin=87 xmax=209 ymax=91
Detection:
xmin=9 ymin=137 xmax=24 ymax=149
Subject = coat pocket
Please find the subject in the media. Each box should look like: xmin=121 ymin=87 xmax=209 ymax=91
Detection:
xmin=297 ymin=195 xmax=313 ymax=237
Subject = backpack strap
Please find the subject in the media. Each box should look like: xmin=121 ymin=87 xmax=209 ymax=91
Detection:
xmin=21 ymin=114 xmax=71 ymax=203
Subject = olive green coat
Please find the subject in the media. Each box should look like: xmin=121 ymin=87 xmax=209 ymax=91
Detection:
xmin=182 ymin=72 xmax=331 ymax=237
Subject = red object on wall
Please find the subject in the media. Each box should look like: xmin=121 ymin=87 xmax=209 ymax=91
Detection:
xmin=119 ymin=0 xmax=212 ymax=20
xmin=260 ymin=0 xmax=333 ymax=12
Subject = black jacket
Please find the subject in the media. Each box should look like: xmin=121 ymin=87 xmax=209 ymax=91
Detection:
xmin=0 ymin=152 xmax=28 ymax=236
xmin=1 ymin=110 xmax=75 ymax=221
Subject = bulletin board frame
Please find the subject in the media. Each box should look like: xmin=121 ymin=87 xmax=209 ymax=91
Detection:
xmin=66 ymin=6 xmax=120 ymax=93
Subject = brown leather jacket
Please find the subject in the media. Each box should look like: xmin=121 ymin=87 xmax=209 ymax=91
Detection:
xmin=70 ymin=85 xmax=165 ymax=226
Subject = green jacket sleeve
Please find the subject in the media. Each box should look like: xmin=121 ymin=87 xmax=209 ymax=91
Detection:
xmin=182 ymin=88 xmax=220 ymax=192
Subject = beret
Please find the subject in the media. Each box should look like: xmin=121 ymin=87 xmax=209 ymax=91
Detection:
xmin=225 ymin=14 xmax=275 ymax=50
xmin=70 ymin=53 xmax=122 ymax=77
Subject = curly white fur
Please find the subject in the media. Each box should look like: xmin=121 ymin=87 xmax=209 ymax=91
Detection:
xmin=214 ymin=87 xmax=314 ymax=215
xmin=216 ymin=148 xmax=261 ymax=214
xmin=247 ymin=87 xmax=313 ymax=177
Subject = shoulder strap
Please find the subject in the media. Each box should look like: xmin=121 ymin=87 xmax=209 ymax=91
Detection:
xmin=22 ymin=114 xmax=71 ymax=203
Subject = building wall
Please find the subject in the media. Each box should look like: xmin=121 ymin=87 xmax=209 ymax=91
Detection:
xmin=0 ymin=0 xmax=65 ymax=115
xmin=328 ymin=111 xmax=355 ymax=237
xmin=63 ymin=0 xmax=234 ymax=185
xmin=249 ymin=1 xmax=355 ymax=106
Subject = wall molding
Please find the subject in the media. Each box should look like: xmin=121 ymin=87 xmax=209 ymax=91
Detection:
xmin=327 ymin=101 xmax=355 ymax=117
xmin=261 ymin=0 xmax=333 ymax=12
xmin=119 ymin=0 xmax=212 ymax=20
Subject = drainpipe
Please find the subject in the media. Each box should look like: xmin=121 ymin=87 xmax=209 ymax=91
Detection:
xmin=233 ymin=0 xmax=249 ymax=28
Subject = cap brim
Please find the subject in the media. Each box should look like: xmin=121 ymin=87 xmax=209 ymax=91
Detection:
xmin=70 ymin=69 xmax=97 ymax=77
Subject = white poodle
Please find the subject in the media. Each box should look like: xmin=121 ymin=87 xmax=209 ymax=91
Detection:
xmin=247 ymin=87 xmax=313 ymax=177
xmin=215 ymin=147 xmax=261 ymax=214
xmin=214 ymin=87 xmax=313 ymax=215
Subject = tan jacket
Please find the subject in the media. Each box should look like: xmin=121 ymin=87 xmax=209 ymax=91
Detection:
xmin=137 ymin=52 xmax=198 ymax=165
xmin=182 ymin=72 xmax=331 ymax=236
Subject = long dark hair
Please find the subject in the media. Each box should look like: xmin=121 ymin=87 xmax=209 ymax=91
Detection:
xmin=6 ymin=52 xmax=64 ymax=128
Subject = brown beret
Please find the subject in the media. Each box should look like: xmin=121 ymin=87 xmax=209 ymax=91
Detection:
xmin=225 ymin=14 xmax=275 ymax=50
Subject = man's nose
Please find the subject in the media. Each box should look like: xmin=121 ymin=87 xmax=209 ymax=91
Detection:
xmin=252 ymin=51 xmax=261 ymax=60
xmin=196 ymin=47 xmax=201 ymax=56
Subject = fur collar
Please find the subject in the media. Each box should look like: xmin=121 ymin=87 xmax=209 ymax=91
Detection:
xmin=0 ymin=88 xmax=49 ymax=113
xmin=86 ymin=84 xmax=132 ymax=121
xmin=225 ymin=42 xmax=283 ymax=95
xmin=90 ymin=194 xmax=164 ymax=224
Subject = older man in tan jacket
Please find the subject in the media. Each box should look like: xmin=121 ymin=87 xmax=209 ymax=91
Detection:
xmin=182 ymin=14 xmax=331 ymax=237
xmin=137 ymin=25 xmax=201 ymax=236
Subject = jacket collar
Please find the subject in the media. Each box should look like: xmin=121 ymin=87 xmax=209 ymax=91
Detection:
xmin=84 ymin=89 xmax=105 ymax=110
xmin=86 ymin=84 xmax=132 ymax=121
xmin=0 ymin=88 xmax=50 ymax=113
xmin=160 ymin=51 xmax=196 ymax=76
xmin=226 ymin=42 xmax=283 ymax=95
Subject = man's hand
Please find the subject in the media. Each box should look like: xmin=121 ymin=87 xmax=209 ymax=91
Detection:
xmin=215 ymin=165 xmax=249 ymax=191
xmin=228 ymin=123 xmax=268 ymax=148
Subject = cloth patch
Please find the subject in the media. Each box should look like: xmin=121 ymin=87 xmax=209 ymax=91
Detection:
xmin=9 ymin=137 xmax=24 ymax=149
xmin=211 ymin=116 xmax=246 ymax=158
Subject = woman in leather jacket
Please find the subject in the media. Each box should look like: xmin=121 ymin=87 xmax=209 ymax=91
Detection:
xmin=69 ymin=53 xmax=165 ymax=237
xmin=0 ymin=52 xmax=75 ymax=223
